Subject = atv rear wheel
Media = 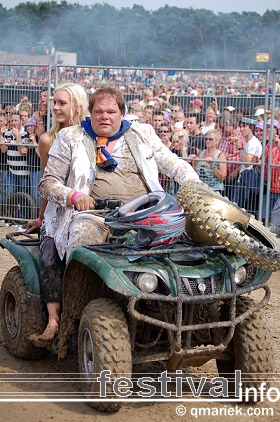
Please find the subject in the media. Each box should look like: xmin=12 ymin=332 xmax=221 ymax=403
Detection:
xmin=78 ymin=298 xmax=132 ymax=412
xmin=216 ymin=296 xmax=274 ymax=401
xmin=0 ymin=266 xmax=48 ymax=359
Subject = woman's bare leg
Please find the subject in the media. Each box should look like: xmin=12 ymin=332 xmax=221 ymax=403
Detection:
xmin=38 ymin=302 xmax=60 ymax=341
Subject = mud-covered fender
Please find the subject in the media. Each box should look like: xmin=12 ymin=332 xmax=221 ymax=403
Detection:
xmin=68 ymin=246 xmax=141 ymax=296
xmin=0 ymin=238 xmax=41 ymax=295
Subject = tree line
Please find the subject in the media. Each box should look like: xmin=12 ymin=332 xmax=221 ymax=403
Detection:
xmin=0 ymin=1 xmax=279 ymax=69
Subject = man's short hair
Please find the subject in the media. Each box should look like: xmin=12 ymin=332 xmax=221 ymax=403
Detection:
xmin=170 ymin=102 xmax=182 ymax=111
xmin=219 ymin=111 xmax=238 ymax=128
xmin=41 ymin=87 xmax=54 ymax=95
xmin=185 ymin=106 xmax=199 ymax=115
xmin=153 ymin=110 xmax=164 ymax=116
xmin=19 ymin=103 xmax=32 ymax=116
xmin=185 ymin=112 xmax=203 ymax=124
xmin=89 ymin=87 xmax=126 ymax=115
xmin=160 ymin=122 xmax=172 ymax=130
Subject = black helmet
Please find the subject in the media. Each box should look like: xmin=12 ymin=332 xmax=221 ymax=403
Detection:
xmin=105 ymin=191 xmax=186 ymax=252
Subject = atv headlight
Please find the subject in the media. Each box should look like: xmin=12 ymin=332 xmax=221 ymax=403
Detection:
xmin=135 ymin=273 xmax=158 ymax=293
xmin=234 ymin=266 xmax=247 ymax=285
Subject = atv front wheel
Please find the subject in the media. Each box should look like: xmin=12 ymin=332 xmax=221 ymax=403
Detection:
xmin=216 ymin=296 xmax=274 ymax=401
xmin=0 ymin=266 xmax=48 ymax=359
xmin=78 ymin=298 xmax=132 ymax=412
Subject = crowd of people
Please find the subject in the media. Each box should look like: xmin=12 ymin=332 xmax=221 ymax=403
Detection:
xmin=2 ymin=66 xmax=280 ymax=98
xmin=1 ymin=80 xmax=280 ymax=225
xmin=125 ymin=93 xmax=280 ymax=222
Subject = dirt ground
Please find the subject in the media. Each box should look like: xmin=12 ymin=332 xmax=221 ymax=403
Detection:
xmin=0 ymin=225 xmax=279 ymax=422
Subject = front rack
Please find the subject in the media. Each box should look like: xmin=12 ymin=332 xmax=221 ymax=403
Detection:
xmin=5 ymin=231 xmax=40 ymax=246
xmin=84 ymin=240 xmax=228 ymax=257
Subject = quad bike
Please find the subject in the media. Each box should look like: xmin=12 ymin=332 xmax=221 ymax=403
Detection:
xmin=0 ymin=183 xmax=279 ymax=412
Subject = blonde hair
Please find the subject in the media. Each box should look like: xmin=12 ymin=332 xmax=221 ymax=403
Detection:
xmin=207 ymin=128 xmax=221 ymax=142
xmin=19 ymin=103 xmax=32 ymax=117
xmin=49 ymin=83 xmax=89 ymax=145
xmin=172 ymin=130 xmax=189 ymax=145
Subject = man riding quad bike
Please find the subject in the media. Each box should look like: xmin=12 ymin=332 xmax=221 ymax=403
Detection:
xmin=0 ymin=182 xmax=278 ymax=412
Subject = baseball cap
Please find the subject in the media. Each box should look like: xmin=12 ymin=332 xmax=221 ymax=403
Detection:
xmin=124 ymin=114 xmax=140 ymax=123
xmin=174 ymin=121 xmax=184 ymax=129
xmin=190 ymin=99 xmax=203 ymax=107
xmin=267 ymin=119 xmax=280 ymax=130
xmin=241 ymin=117 xmax=257 ymax=125
xmin=223 ymin=106 xmax=235 ymax=112
xmin=255 ymin=121 xmax=264 ymax=130
xmin=255 ymin=108 xmax=265 ymax=117
xmin=163 ymin=111 xmax=170 ymax=123
xmin=25 ymin=117 xmax=37 ymax=127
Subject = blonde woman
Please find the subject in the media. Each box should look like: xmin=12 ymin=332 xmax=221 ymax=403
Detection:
xmin=27 ymin=83 xmax=89 ymax=342
xmin=27 ymin=83 xmax=89 ymax=232
xmin=191 ymin=129 xmax=227 ymax=192
xmin=201 ymin=106 xmax=216 ymax=134
xmin=171 ymin=130 xmax=189 ymax=158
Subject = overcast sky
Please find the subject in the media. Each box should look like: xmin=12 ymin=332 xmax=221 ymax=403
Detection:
xmin=0 ymin=0 xmax=279 ymax=15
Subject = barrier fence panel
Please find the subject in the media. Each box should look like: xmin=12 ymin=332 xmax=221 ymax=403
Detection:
xmin=1 ymin=64 xmax=280 ymax=227
xmin=263 ymin=69 xmax=280 ymax=227
xmin=0 ymin=64 xmax=51 ymax=222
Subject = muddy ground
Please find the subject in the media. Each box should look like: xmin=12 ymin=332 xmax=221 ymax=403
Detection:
xmin=0 ymin=225 xmax=279 ymax=422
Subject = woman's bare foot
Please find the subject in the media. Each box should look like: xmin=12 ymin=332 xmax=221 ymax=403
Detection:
xmin=37 ymin=319 xmax=59 ymax=342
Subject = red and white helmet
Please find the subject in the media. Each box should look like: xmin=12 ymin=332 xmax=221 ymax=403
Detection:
xmin=105 ymin=191 xmax=186 ymax=251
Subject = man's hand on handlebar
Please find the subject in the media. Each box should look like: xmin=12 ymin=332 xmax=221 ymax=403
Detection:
xmin=26 ymin=219 xmax=41 ymax=234
xmin=68 ymin=192 xmax=95 ymax=211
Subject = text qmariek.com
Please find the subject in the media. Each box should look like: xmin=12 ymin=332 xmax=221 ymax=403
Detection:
xmin=176 ymin=405 xmax=274 ymax=418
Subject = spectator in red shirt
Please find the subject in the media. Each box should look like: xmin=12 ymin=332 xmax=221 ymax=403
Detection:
xmin=217 ymin=112 xmax=245 ymax=200
xmin=263 ymin=119 xmax=280 ymax=219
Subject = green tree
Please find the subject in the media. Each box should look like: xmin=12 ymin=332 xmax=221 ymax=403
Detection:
xmin=0 ymin=2 xmax=279 ymax=69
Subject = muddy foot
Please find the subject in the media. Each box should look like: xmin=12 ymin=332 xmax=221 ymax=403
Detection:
xmin=37 ymin=319 xmax=59 ymax=342
xmin=28 ymin=334 xmax=49 ymax=348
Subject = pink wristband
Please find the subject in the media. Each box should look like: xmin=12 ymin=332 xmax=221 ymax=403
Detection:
xmin=71 ymin=191 xmax=83 ymax=205
xmin=37 ymin=217 xmax=42 ymax=226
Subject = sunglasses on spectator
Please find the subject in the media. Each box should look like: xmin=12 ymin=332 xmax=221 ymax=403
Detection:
xmin=205 ymin=137 xmax=215 ymax=141
xmin=160 ymin=130 xmax=170 ymax=133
